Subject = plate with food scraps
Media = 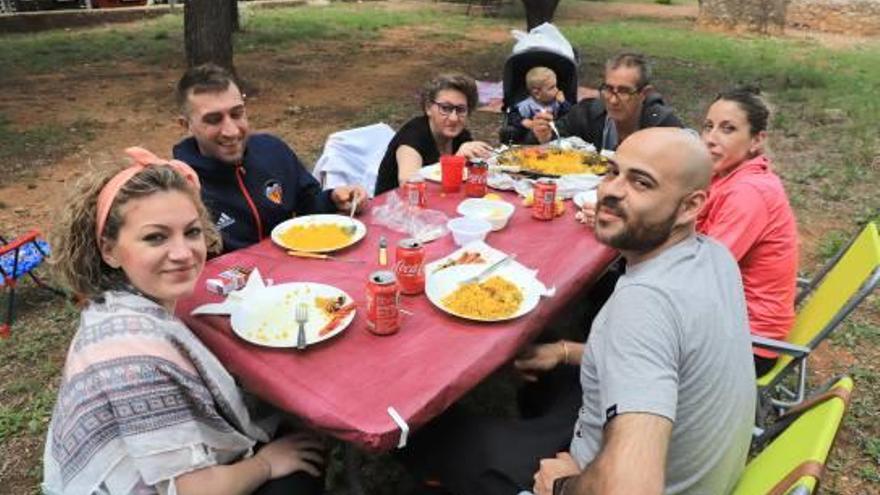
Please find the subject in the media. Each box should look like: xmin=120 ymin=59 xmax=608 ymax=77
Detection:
xmin=271 ymin=214 xmax=366 ymax=253
xmin=425 ymin=264 xmax=542 ymax=322
xmin=230 ymin=282 xmax=356 ymax=348
xmin=418 ymin=163 xmax=469 ymax=183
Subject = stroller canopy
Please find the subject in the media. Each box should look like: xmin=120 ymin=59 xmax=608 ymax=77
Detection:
xmin=502 ymin=23 xmax=579 ymax=109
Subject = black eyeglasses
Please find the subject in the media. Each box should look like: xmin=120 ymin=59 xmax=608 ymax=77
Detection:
xmin=599 ymin=84 xmax=643 ymax=100
xmin=433 ymin=101 xmax=469 ymax=117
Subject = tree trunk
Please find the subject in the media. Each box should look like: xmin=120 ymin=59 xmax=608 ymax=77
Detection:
xmin=230 ymin=0 xmax=241 ymax=33
xmin=184 ymin=0 xmax=235 ymax=71
xmin=521 ymin=0 xmax=561 ymax=31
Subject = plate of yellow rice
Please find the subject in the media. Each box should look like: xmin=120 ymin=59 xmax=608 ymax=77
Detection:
xmin=425 ymin=264 xmax=541 ymax=322
xmin=271 ymin=214 xmax=366 ymax=253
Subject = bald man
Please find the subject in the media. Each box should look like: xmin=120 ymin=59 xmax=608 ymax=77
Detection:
xmin=402 ymin=129 xmax=755 ymax=495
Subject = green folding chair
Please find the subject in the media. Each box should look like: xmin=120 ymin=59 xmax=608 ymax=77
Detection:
xmin=733 ymin=376 xmax=852 ymax=495
xmin=753 ymin=222 xmax=879 ymax=410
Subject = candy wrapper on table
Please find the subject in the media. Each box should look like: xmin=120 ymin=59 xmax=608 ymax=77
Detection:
xmin=372 ymin=190 xmax=449 ymax=243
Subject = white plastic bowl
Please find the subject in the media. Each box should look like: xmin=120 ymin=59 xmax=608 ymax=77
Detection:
xmin=456 ymin=198 xmax=516 ymax=231
xmin=447 ymin=216 xmax=492 ymax=246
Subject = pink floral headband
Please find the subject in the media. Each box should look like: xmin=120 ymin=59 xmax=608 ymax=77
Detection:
xmin=95 ymin=147 xmax=201 ymax=245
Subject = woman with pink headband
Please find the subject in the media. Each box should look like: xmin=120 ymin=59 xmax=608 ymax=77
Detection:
xmin=43 ymin=148 xmax=325 ymax=495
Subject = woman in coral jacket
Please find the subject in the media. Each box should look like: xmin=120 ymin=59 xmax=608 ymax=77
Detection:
xmin=699 ymin=86 xmax=799 ymax=377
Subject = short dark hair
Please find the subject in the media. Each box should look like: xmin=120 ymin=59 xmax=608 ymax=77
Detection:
xmin=420 ymin=73 xmax=479 ymax=113
xmin=714 ymin=86 xmax=770 ymax=135
xmin=605 ymin=52 xmax=652 ymax=89
xmin=176 ymin=63 xmax=240 ymax=114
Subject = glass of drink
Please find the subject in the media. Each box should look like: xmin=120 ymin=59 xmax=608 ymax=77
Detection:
xmin=440 ymin=155 xmax=465 ymax=193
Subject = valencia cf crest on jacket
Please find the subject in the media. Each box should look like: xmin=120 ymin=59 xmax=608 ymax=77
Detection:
xmin=264 ymin=180 xmax=283 ymax=204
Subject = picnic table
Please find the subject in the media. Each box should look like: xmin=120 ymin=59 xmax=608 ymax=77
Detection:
xmin=176 ymin=182 xmax=616 ymax=453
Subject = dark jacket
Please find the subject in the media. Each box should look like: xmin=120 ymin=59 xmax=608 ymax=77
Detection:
xmin=526 ymin=92 xmax=683 ymax=150
xmin=173 ymin=134 xmax=336 ymax=253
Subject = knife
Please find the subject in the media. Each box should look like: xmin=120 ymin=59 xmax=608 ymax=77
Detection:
xmin=287 ymin=251 xmax=365 ymax=263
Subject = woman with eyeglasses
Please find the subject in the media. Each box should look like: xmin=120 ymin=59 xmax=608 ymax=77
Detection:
xmin=374 ymin=73 xmax=493 ymax=196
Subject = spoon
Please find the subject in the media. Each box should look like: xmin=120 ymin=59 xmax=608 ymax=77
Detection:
xmin=342 ymin=193 xmax=359 ymax=236
xmin=548 ymin=120 xmax=562 ymax=145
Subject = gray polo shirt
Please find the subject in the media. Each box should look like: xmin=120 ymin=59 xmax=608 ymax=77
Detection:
xmin=571 ymin=235 xmax=755 ymax=494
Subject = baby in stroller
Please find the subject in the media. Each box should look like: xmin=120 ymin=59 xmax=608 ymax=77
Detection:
xmin=498 ymin=23 xmax=579 ymax=144
xmin=515 ymin=66 xmax=572 ymax=133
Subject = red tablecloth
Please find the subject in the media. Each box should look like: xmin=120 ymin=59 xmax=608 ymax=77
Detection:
xmin=177 ymin=183 xmax=616 ymax=452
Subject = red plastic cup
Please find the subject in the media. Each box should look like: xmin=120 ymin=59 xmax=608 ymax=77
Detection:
xmin=440 ymin=155 xmax=465 ymax=193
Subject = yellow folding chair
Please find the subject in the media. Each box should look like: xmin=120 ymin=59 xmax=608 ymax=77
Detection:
xmin=753 ymin=222 xmax=879 ymax=409
xmin=733 ymin=376 xmax=853 ymax=495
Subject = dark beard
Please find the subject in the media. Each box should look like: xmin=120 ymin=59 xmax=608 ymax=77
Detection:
xmin=596 ymin=196 xmax=678 ymax=252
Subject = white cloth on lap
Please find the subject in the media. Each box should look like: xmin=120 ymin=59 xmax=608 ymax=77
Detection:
xmin=312 ymin=123 xmax=395 ymax=197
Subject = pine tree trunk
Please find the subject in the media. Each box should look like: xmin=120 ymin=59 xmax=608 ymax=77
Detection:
xmin=184 ymin=0 xmax=235 ymax=71
xmin=230 ymin=0 xmax=241 ymax=33
xmin=521 ymin=0 xmax=561 ymax=31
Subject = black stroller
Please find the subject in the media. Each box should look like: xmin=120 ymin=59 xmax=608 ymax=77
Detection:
xmin=498 ymin=41 xmax=579 ymax=144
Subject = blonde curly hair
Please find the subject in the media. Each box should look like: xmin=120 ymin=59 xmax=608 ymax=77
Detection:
xmin=49 ymin=164 xmax=221 ymax=300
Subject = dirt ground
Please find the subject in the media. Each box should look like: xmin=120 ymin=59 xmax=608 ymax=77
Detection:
xmin=1 ymin=1 xmax=878 ymax=494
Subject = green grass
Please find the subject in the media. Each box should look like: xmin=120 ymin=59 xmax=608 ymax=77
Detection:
xmin=235 ymin=5 xmax=447 ymax=51
xmin=0 ymin=4 xmax=468 ymax=79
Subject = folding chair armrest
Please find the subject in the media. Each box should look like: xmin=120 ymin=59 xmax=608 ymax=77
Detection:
xmin=752 ymin=335 xmax=811 ymax=357
xmin=0 ymin=229 xmax=42 ymax=256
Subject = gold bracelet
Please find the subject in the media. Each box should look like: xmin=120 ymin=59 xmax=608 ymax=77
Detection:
xmin=560 ymin=341 xmax=569 ymax=365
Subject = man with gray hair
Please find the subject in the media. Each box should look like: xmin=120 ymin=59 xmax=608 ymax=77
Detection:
xmin=530 ymin=53 xmax=683 ymax=151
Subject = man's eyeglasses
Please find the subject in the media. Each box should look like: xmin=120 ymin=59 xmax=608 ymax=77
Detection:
xmin=433 ymin=101 xmax=469 ymax=117
xmin=599 ymin=84 xmax=643 ymax=101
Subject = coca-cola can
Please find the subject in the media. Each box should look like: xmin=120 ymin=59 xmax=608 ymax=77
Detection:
xmin=465 ymin=161 xmax=488 ymax=198
xmin=366 ymin=270 xmax=400 ymax=335
xmin=402 ymin=177 xmax=427 ymax=208
xmin=532 ymin=178 xmax=557 ymax=221
xmin=394 ymin=238 xmax=425 ymax=295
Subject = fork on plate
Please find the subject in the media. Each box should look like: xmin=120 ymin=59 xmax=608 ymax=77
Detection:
xmin=295 ymin=302 xmax=309 ymax=350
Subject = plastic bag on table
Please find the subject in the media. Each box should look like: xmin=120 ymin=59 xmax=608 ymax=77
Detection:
xmin=372 ymin=191 xmax=449 ymax=243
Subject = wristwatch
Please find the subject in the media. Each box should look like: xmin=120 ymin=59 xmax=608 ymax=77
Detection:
xmin=552 ymin=475 xmax=575 ymax=495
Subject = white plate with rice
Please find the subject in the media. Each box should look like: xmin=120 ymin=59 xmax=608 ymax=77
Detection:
xmin=425 ymin=264 xmax=542 ymax=322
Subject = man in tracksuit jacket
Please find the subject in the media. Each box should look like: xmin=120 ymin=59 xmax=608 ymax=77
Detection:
xmin=529 ymin=52 xmax=683 ymax=152
xmin=173 ymin=64 xmax=367 ymax=254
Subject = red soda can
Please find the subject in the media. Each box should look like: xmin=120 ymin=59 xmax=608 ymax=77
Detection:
xmin=402 ymin=177 xmax=427 ymax=208
xmin=394 ymin=238 xmax=425 ymax=295
xmin=532 ymin=178 xmax=557 ymax=221
xmin=366 ymin=270 xmax=400 ymax=335
xmin=465 ymin=161 xmax=488 ymax=198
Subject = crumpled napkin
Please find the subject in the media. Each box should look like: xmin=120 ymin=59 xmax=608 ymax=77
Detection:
xmin=191 ymin=268 xmax=266 ymax=315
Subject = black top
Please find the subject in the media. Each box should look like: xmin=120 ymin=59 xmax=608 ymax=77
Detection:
xmin=525 ymin=92 xmax=683 ymax=150
xmin=374 ymin=115 xmax=473 ymax=196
